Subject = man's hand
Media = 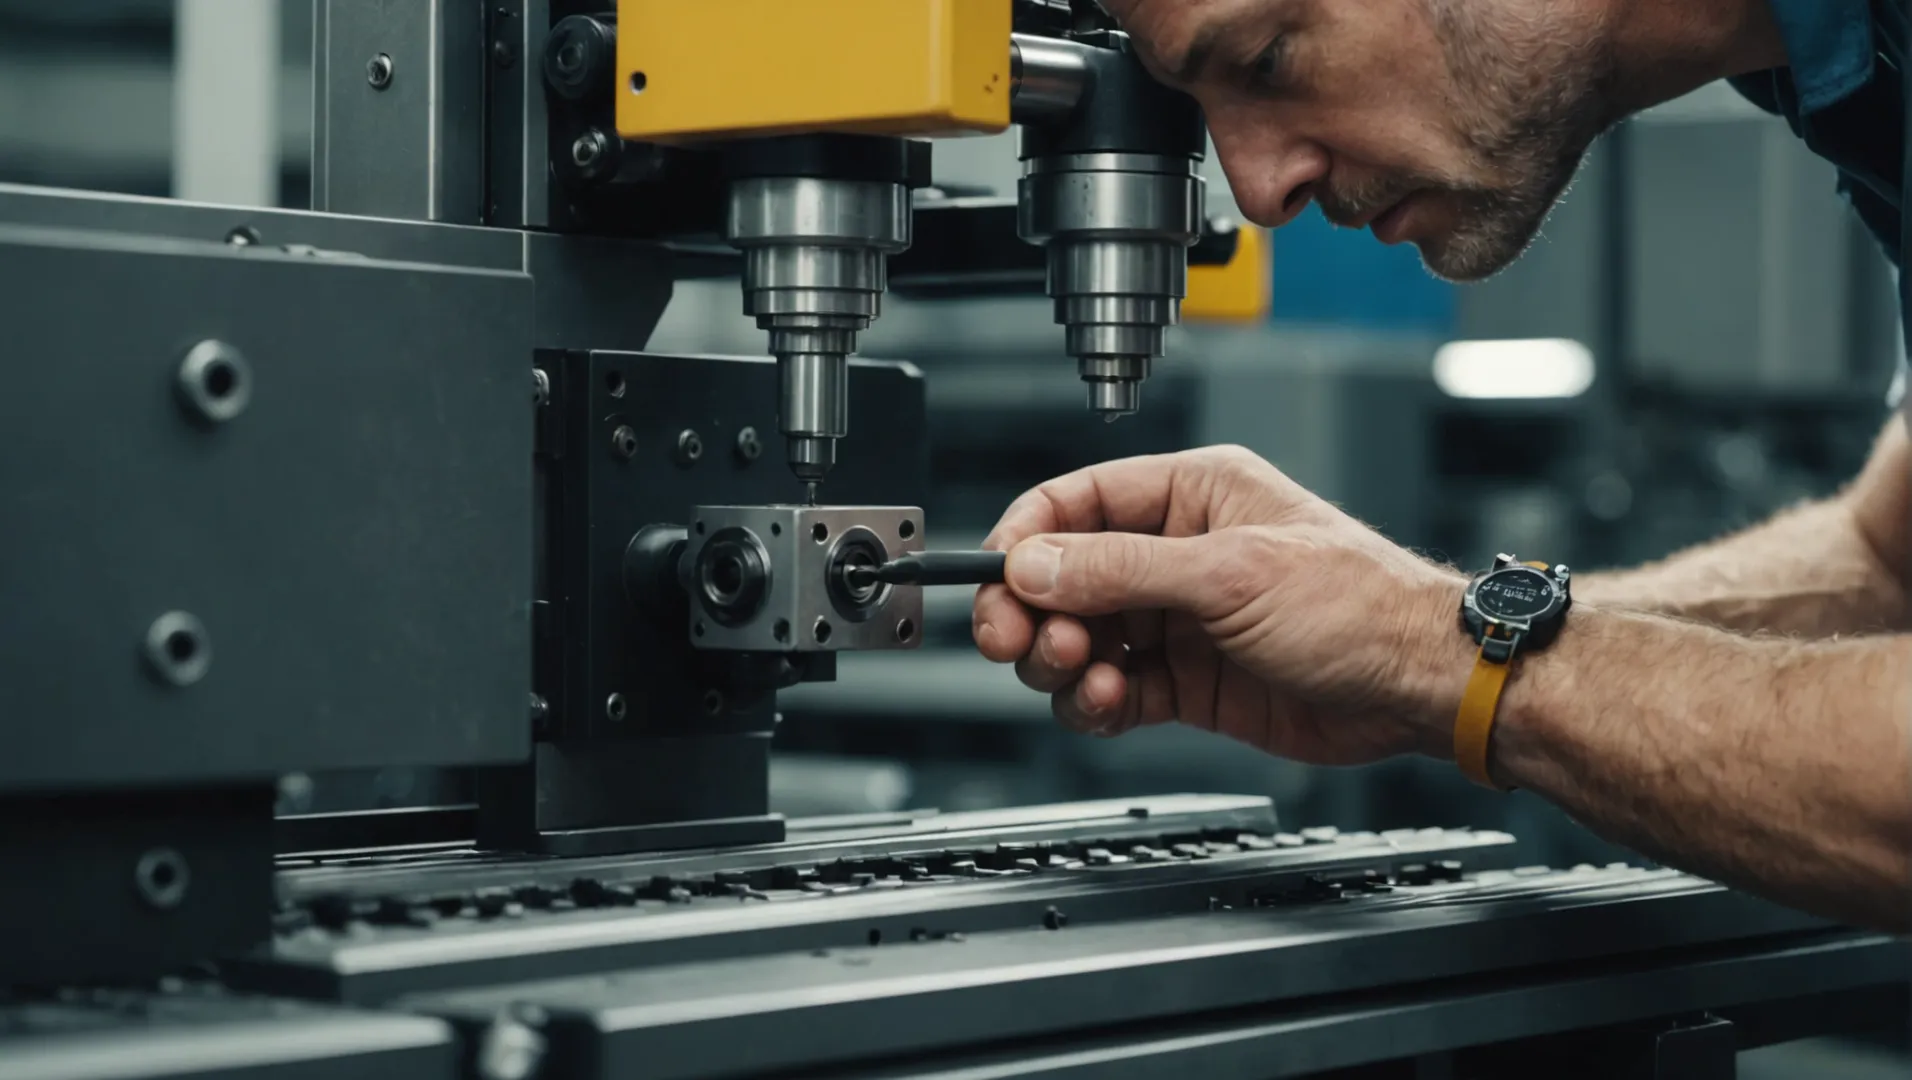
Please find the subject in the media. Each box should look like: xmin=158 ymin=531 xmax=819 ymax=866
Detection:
xmin=972 ymin=446 xmax=1468 ymax=766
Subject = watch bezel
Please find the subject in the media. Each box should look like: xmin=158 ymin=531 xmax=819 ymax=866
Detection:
xmin=1460 ymin=556 xmax=1572 ymax=653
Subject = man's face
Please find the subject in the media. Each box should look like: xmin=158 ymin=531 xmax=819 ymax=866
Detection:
xmin=1107 ymin=0 xmax=1617 ymax=282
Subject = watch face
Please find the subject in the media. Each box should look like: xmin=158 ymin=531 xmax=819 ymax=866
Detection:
xmin=1475 ymin=567 xmax=1556 ymax=621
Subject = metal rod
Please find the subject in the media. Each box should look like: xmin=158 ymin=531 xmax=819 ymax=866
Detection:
xmin=846 ymin=551 xmax=1008 ymax=588
xmin=1011 ymin=34 xmax=1094 ymax=123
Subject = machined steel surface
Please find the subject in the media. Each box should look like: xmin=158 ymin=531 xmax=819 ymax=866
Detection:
xmin=247 ymin=804 xmax=1515 ymax=1004
xmin=823 ymin=935 xmax=1909 ymax=1080
xmin=284 ymin=797 xmax=1287 ymax=898
xmin=0 ymin=990 xmax=457 ymax=1080
xmin=1010 ymin=34 xmax=1093 ymax=122
xmin=726 ymin=178 xmax=913 ymax=490
xmin=395 ymin=866 xmax=1903 ymax=1080
xmin=680 ymin=505 xmax=927 ymax=654
xmin=1018 ymin=153 xmax=1205 ymax=418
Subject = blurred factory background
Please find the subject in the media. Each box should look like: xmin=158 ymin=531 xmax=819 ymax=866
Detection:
xmin=7 ymin=0 xmax=1905 ymax=1000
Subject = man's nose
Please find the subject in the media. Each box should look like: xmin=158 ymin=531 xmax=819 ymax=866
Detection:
xmin=1218 ymin=138 xmax=1331 ymax=229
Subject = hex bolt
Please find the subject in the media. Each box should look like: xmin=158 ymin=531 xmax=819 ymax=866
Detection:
xmin=611 ymin=424 xmax=639 ymax=460
xmin=676 ymin=429 xmax=704 ymax=465
xmin=366 ymin=53 xmax=394 ymax=89
xmin=734 ymin=426 xmax=763 ymax=462
xmin=604 ymin=693 xmax=627 ymax=722
xmin=144 ymin=611 xmax=212 ymax=687
xmin=134 ymin=848 xmax=190 ymax=911
xmin=532 ymin=369 xmax=550 ymax=406
xmin=175 ymin=340 xmax=252 ymax=426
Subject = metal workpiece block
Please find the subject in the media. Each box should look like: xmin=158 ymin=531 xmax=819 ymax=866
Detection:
xmin=682 ymin=505 xmax=927 ymax=653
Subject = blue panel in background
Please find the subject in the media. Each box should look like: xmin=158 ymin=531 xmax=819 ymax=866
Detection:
xmin=1269 ymin=206 xmax=1456 ymax=334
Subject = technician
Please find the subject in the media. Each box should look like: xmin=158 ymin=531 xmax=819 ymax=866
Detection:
xmin=974 ymin=0 xmax=1912 ymax=931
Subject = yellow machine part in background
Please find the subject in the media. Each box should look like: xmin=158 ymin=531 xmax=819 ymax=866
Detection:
xmin=1186 ymin=224 xmax=1272 ymax=323
xmin=616 ymin=0 xmax=1014 ymax=142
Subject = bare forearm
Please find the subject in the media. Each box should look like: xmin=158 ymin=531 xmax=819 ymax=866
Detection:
xmin=1482 ymin=609 xmax=1912 ymax=931
xmin=1576 ymin=497 xmax=1906 ymax=636
xmin=1579 ymin=422 xmax=1910 ymax=637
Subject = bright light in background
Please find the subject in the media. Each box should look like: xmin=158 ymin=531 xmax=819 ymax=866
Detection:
xmin=1432 ymin=339 xmax=1596 ymax=400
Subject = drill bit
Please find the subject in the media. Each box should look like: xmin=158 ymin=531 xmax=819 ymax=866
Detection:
xmin=804 ymin=482 xmax=819 ymax=507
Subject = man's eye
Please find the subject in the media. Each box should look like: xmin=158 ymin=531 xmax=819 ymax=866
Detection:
xmin=1251 ymin=36 xmax=1289 ymax=89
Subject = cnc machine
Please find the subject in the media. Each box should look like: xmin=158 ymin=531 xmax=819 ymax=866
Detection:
xmin=0 ymin=3 xmax=1903 ymax=1078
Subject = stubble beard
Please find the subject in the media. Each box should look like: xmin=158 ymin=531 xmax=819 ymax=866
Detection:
xmin=1320 ymin=0 xmax=1619 ymax=283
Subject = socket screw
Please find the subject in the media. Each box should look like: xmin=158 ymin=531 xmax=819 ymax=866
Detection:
xmin=676 ymin=429 xmax=704 ymax=465
xmin=366 ymin=53 xmax=394 ymax=89
xmin=611 ymin=425 xmax=639 ymax=460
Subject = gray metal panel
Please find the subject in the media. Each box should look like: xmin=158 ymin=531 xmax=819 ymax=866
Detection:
xmin=0 ymin=183 xmax=518 ymax=269
xmin=0 ymin=185 xmax=677 ymax=354
xmin=484 ymin=0 xmax=553 ymax=230
xmin=312 ymin=0 xmax=484 ymax=223
xmin=0 ymin=224 xmax=533 ymax=790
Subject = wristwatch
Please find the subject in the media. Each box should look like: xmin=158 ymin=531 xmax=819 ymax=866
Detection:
xmin=1454 ymin=555 xmax=1572 ymax=789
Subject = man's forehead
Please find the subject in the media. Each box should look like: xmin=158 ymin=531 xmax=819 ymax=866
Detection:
xmin=1102 ymin=0 xmax=1229 ymax=74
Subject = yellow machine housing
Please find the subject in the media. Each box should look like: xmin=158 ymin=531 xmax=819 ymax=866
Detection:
xmin=1186 ymin=224 xmax=1272 ymax=323
xmin=616 ymin=0 xmax=1014 ymax=142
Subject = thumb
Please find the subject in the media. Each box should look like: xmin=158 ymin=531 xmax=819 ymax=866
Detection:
xmin=1005 ymin=533 xmax=1222 ymax=617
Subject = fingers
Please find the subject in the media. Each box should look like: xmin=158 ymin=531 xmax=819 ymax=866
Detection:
xmin=1052 ymin=660 xmax=1178 ymax=736
xmin=983 ymin=446 xmax=1292 ymax=555
xmin=972 ymin=583 xmax=1033 ymax=663
xmin=1013 ymin=615 xmax=1093 ymax=693
xmin=1004 ymin=532 xmax=1233 ymax=621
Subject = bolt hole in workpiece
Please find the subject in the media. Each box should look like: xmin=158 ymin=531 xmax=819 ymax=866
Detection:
xmin=145 ymin=611 xmax=211 ymax=687
xmin=812 ymin=522 xmax=829 ymax=544
xmin=134 ymin=848 xmax=190 ymax=911
xmin=604 ymin=370 xmax=626 ymax=398
xmin=896 ymin=618 xmax=915 ymax=643
xmin=176 ymin=341 xmax=251 ymax=425
xmin=899 ymin=519 xmax=916 ymax=541
xmin=773 ymin=618 xmax=791 ymax=643
xmin=629 ymin=70 xmax=647 ymax=93
xmin=814 ymin=618 xmax=833 ymax=645
xmin=202 ymin=362 xmax=236 ymax=399
xmin=165 ymin=631 xmax=197 ymax=663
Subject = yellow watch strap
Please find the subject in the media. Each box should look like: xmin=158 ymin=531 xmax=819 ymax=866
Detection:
xmin=1455 ymin=638 xmax=1514 ymax=791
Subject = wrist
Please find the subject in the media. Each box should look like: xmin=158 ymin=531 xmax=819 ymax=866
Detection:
xmin=1390 ymin=571 xmax=1476 ymax=757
